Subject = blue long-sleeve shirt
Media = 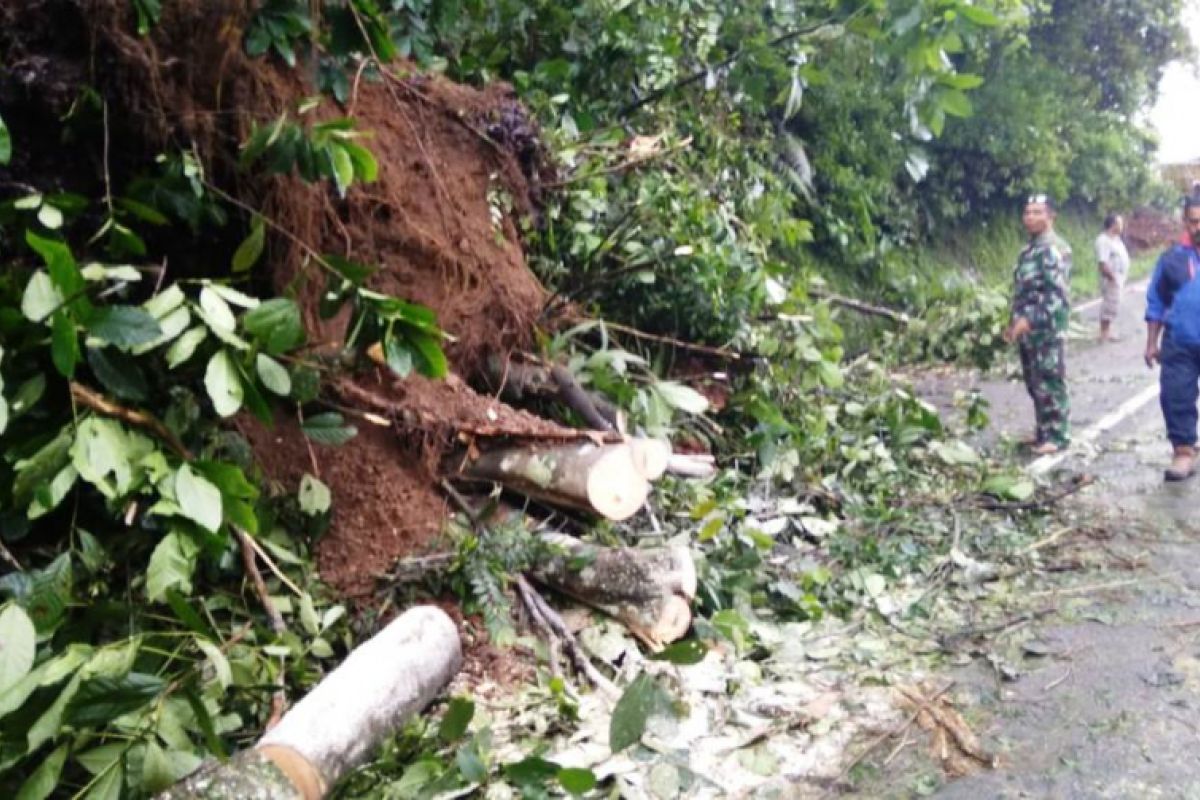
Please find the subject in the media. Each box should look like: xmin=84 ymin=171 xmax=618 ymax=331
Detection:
xmin=1146 ymin=243 xmax=1200 ymax=344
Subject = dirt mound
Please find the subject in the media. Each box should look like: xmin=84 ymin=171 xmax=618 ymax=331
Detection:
xmin=77 ymin=0 xmax=563 ymax=597
xmin=1125 ymin=208 xmax=1179 ymax=254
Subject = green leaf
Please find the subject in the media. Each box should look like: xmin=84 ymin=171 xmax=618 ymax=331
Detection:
xmin=408 ymin=330 xmax=448 ymax=379
xmin=343 ymin=141 xmax=378 ymax=182
xmin=383 ymin=331 xmax=414 ymax=377
xmin=232 ymin=215 xmax=266 ymax=273
xmin=26 ymin=230 xmax=83 ymax=297
xmin=51 ymin=312 xmax=78 ymax=378
xmin=175 ymin=465 xmax=223 ymax=533
xmin=939 ymin=88 xmax=973 ymax=118
xmin=298 ymin=473 xmax=331 ymax=515
xmin=20 ymin=271 xmax=63 ymax=323
xmin=141 ymin=741 xmax=174 ymax=794
xmin=255 ymin=353 xmax=292 ymax=396
xmin=83 ymin=760 xmax=123 ymax=800
xmin=301 ymin=412 xmax=357 ymax=446
xmin=166 ymin=326 xmax=208 ymax=368
xmin=146 ymin=531 xmax=200 ymax=602
xmin=195 ymin=637 xmax=233 ymax=692
xmin=0 ymin=113 xmax=10 ymax=165
xmin=609 ymin=673 xmax=672 ymax=752
xmin=87 ymin=347 xmax=149 ymax=402
xmin=330 ymin=144 xmax=354 ymax=196
xmin=198 ymin=286 xmax=236 ymax=333
xmin=438 ymin=696 xmax=475 ymax=742
xmin=243 ymin=298 xmax=304 ymax=354
xmin=0 ymin=605 xmax=36 ymax=694
xmin=557 ymin=767 xmax=598 ymax=796
xmin=132 ymin=306 xmax=191 ymax=355
xmin=37 ymin=203 xmax=64 ymax=230
xmin=204 ymin=350 xmax=244 ymax=417
xmin=27 ymin=465 xmax=77 ymax=520
xmin=27 ymin=672 xmax=82 ymax=752
xmin=649 ymin=638 xmax=708 ymax=665
xmin=86 ymin=306 xmax=163 ymax=348
xmin=654 ymin=381 xmax=710 ymax=414
xmin=15 ymin=744 xmax=68 ymax=800
xmin=13 ymin=430 xmax=72 ymax=508
xmin=68 ymin=672 xmax=165 ymax=726
xmin=504 ymin=757 xmax=561 ymax=787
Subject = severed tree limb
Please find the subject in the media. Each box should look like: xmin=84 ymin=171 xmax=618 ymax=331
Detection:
xmin=161 ymin=606 xmax=461 ymax=799
xmin=461 ymin=441 xmax=651 ymax=520
xmin=70 ymin=381 xmax=192 ymax=459
xmin=808 ymin=288 xmax=910 ymax=325
xmin=487 ymin=356 xmax=626 ymax=432
xmin=517 ymin=575 xmax=618 ymax=697
xmin=533 ymin=531 xmax=696 ymax=650
xmin=550 ymin=363 xmax=615 ymax=432
xmin=666 ymin=453 xmax=717 ymax=478
xmin=562 ymin=314 xmax=745 ymax=361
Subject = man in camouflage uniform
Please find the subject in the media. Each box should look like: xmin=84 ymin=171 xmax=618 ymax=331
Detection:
xmin=1003 ymin=194 xmax=1072 ymax=454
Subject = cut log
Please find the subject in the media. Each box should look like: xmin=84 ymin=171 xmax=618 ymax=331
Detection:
xmin=159 ymin=606 xmax=461 ymax=799
xmin=627 ymin=437 xmax=672 ymax=481
xmin=462 ymin=441 xmax=650 ymax=521
xmin=666 ymin=453 xmax=717 ymax=479
xmin=533 ymin=531 xmax=697 ymax=649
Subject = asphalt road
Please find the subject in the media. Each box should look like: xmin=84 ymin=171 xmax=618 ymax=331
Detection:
xmin=919 ymin=280 xmax=1200 ymax=800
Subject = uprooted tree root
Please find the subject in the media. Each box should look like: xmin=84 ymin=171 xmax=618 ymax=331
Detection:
xmin=25 ymin=0 xmax=580 ymax=596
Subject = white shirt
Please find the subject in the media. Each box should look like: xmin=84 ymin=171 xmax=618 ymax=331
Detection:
xmin=1094 ymin=232 xmax=1130 ymax=279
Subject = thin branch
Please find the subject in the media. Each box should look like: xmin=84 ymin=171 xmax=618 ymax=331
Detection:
xmin=235 ymin=528 xmax=288 ymax=730
xmin=562 ymin=314 xmax=745 ymax=361
xmin=976 ymin=474 xmax=1094 ymax=512
xmin=517 ymin=575 xmax=618 ymax=697
xmin=70 ymin=382 xmax=193 ymax=460
xmin=808 ymin=288 xmax=910 ymax=325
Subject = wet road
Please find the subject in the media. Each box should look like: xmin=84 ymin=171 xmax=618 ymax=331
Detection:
xmin=920 ymin=281 xmax=1200 ymax=799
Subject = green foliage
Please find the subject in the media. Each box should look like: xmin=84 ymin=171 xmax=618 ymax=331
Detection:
xmin=240 ymin=105 xmax=379 ymax=198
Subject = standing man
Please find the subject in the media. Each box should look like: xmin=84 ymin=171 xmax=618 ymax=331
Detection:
xmin=1095 ymin=213 xmax=1130 ymax=342
xmin=1003 ymin=194 xmax=1072 ymax=455
xmin=1144 ymin=194 xmax=1200 ymax=481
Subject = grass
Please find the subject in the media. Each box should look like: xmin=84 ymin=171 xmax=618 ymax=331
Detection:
xmin=923 ymin=211 xmax=1158 ymax=303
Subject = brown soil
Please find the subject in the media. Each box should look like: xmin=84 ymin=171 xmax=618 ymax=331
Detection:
xmin=1124 ymin=207 xmax=1180 ymax=253
xmin=241 ymin=413 xmax=449 ymax=599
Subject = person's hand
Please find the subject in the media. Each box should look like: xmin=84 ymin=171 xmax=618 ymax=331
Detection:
xmin=1145 ymin=342 xmax=1161 ymax=368
xmin=1003 ymin=317 xmax=1032 ymax=343
xmin=1101 ymin=266 xmax=1115 ymax=281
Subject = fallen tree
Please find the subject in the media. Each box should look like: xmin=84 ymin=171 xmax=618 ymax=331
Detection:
xmin=533 ymin=531 xmax=697 ymax=649
xmin=159 ymin=607 xmax=461 ymax=799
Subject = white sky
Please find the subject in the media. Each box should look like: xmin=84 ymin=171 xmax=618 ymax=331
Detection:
xmin=1150 ymin=0 xmax=1200 ymax=163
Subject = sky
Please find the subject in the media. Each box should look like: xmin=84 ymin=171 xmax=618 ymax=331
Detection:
xmin=1149 ymin=0 xmax=1200 ymax=163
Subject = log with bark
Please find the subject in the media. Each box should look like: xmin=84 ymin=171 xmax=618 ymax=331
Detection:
xmin=532 ymin=531 xmax=697 ymax=649
xmin=461 ymin=440 xmax=653 ymax=521
xmin=486 ymin=355 xmax=626 ymax=432
xmin=159 ymin=606 xmax=461 ymax=799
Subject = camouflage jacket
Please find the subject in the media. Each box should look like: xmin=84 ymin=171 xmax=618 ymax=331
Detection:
xmin=1011 ymin=230 xmax=1072 ymax=335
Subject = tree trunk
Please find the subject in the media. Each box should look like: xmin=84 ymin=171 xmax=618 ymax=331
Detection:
xmin=532 ymin=532 xmax=697 ymax=649
xmin=462 ymin=441 xmax=651 ymax=520
xmin=159 ymin=606 xmax=461 ymax=799
xmin=487 ymin=356 xmax=626 ymax=432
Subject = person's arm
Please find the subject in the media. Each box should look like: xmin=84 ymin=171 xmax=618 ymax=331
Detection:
xmin=1145 ymin=255 xmax=1169 ymax=367
xmin=1007 ymin=248 xmax=1048 ymax=339
xmin=1096 ymin=237 xmax=1115 ymax=280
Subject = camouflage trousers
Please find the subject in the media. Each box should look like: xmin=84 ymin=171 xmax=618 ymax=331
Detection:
xmin=1018 ymin=334 xmax=1070 ymax=446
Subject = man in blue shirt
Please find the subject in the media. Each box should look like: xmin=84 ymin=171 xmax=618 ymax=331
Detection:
xmin=1144 ymin=194 xmax=1200 ymax=480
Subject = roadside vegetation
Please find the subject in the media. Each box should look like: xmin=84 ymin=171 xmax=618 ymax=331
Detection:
xmin=0 ymin=0 xmax=1190 ymax=797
